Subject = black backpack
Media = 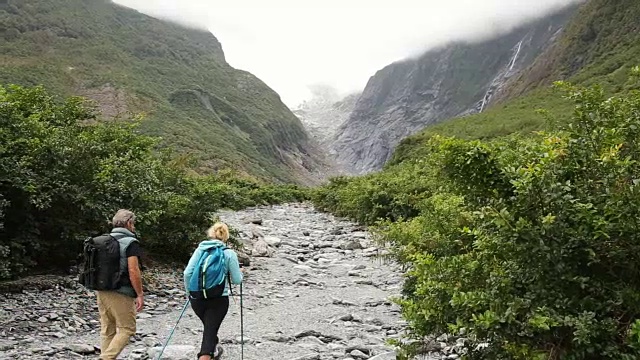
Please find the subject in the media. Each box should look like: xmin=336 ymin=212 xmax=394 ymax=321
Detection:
xmin=78 ymin=234 xmax=123 ymax=290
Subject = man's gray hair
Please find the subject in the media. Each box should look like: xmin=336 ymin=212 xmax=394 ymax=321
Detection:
xmin=112 ymin=209 xmax=136 ymax=227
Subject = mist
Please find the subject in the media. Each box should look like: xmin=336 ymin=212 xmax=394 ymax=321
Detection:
xmin=112 ymin=0 xmax=585 ymax=108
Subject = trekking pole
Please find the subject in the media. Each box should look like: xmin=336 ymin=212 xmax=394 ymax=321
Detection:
xmin=157 ymin=299 xmax=190 ymax=360
xmin=240 ymin=282 xmax=244 ymax=360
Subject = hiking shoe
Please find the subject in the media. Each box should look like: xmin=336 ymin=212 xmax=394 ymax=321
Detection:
xmin=213 ymin=345 xmax=224 ymax=359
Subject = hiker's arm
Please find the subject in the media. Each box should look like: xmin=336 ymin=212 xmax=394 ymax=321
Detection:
xmin=228 ymin=252 xmax=243 ymax=284
xmin=128 ymin=256 xmax=143 ymax=298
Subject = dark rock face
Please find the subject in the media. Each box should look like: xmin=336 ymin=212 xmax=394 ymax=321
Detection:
xmin=332 ymin=5 xmax=578 ymax=174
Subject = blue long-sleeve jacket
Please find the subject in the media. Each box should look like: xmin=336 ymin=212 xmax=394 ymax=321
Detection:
xmin=183 ymin=240 xmax=243 ymax=297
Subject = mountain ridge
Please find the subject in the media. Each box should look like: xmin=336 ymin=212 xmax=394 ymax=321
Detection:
xmin=0 ymin=0 xmax=327 ymax=185
xmin=331 ymin=4 xmax=579 ymax=175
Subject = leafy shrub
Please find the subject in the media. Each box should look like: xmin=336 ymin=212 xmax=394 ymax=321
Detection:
xmin=394 ymin=82 xmax=640 ymax=359
xmin=312 ymin=158 xmax=440 ymax=225
xmin=314 ymin=75 xmax=640 ymax=359
xmin=0 ymin=84 xmax=309 ymax=279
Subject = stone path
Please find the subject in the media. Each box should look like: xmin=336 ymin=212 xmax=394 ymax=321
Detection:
xmin=0 ymin=203 xmax=454 ymax=360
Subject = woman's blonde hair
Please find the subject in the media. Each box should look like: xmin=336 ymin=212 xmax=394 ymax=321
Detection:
xmin=207 ymin=222 xmax=229 ymax=241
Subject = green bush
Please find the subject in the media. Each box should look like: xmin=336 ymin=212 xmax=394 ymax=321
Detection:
xmin=0 ymin=84 xmax=309 ymax=279
xmin=314 ymin=77 xmax=640 ymax=359
xmin=311 ymin=159 xmax=439 ymax=225
xmin=394 ymin=82 xmax=640 ymax=359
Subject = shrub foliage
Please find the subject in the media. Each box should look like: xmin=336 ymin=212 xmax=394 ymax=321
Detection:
xmin=313 ymin=77 xmax=640 ymax=359
xmin=0 ymin=84 xmax=307 ymax=280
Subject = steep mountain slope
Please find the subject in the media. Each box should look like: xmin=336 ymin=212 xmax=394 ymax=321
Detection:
xmin=0 ymin=0 xmax=325 ymax=184
xmin=332 ymin=5 xmax=578 ymax=175
xmin=292 ymin=86 xmax=360 ymax=173
xmin=494 ymin=0 xmax=640 ymax=102
xmin=388 ymin=0 xmax=640 ymax=163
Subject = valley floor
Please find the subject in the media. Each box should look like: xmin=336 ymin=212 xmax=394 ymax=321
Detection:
xmin=0 ymin=204 xmax=448 ymax=360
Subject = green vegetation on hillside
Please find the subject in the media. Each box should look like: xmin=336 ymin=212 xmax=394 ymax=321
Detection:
xmin=0 ymin=0 xmax=317 ymax=184
xmin=507 ymin=0 xmax=640 ymax=95
xmin=0 ymin=84 xmax=308 ymax=280
xmin=313 ymin=72 xmax=640 ymax=358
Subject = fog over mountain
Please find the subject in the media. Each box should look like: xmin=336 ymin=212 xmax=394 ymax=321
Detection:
xmin=112 ymin=0 xmax=584 ymax=107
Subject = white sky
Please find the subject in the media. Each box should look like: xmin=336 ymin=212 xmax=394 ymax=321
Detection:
xmin=113 ymin=0 xmax=583 ymax=108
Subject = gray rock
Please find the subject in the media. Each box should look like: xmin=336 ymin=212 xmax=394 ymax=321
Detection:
xmin=252 ymin=239 xmax=274 ymax=257
xmin=350 ymin=349 xmax=369 ymax=359
xmin=339 ymin=314 xmax=354 ymax=321
xmin=143 ymin=337 xmax=161 ymax=347
xmin=128 ymin=348 xmax=150 ymax=360
xmin=346 ymin=344 xmax=372 ymax=354
xmin=366 ymin=318 xmax=385 ymax=326
xmin=354 ymin=279 xmax=374 ymax=285
xmin=352 ymin=232 xmax=367 ymax=239
xmin=264 ymin=236 xmax=282 ymax=247
xmin=30 ymin=346 xmax=53 ymax=353
xmin=0 ymin=341 xmax=16 ymax=351
xmin=237 ymin=251 xmax=251 ymax=266
xmin=340 ymin=240 xmax=363 ymax=250
xmin=246 ymin=218 xmax=263 ymax=225
xmin=294 ymin=330 xmax=323 ymax=339
xmin=64 ymin=344 xmax=95 ymax=354
xmin=332 ymin=297 xmax=357 ymax=306
xmin=251 ymin=227 xmax=265 ymax=239
xmin=369 ymin=351 xmax=397 ymax=360
xmin=71 ymin=315 xmax=86 ymax=324
xmin=147 ymin=345 xmax=196 ymax=359
xmin=292 ymin=354 xmax=320 ymax=360
xmin=263 ymin=334 xmax=291 ymax=343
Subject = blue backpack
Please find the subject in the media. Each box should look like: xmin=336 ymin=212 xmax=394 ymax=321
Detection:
xmin=188 ymin=245 xmax=230 ymax=300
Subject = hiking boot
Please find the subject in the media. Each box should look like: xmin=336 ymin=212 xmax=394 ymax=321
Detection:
xmin=213 ymin=345 xmax=224 ymax=359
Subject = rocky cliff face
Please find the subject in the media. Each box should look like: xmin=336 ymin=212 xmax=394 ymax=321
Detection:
xmin=493 ymin=0 xmax=640 ymax=103
xmin=332 ymin=5 xmax=578 ymax=175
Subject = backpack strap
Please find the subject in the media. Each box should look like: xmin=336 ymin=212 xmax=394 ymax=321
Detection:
xmin=223 ymin=247 xmax=234 ymax=297
xmin=196 ymin=247 xmax=214 ymax=293
xmin=111 ymin=233 xmax=138 ymax=276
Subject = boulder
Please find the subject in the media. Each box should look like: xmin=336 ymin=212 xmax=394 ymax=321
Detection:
xmin=252 ymin=239 xmax=274 ymax=257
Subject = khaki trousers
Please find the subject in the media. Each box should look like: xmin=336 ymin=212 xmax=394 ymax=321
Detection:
xmin=97 ymin=291 xmax=136 ymax=360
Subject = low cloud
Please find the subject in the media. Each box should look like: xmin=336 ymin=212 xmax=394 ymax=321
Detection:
xmin=113 ymin=0 xmax=585 ymax=107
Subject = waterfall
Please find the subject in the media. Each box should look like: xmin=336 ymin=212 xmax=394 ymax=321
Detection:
xmin=479 ymin=38 xmax=526 ymax=113
xmin=508 ymin=40 xmax=524 ymax=71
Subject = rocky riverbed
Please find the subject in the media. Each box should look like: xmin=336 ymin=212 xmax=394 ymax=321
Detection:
xmin=0 ymin=203 xmax=462 ymax=360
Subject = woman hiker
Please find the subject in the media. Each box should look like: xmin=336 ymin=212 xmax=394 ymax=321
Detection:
xmin=184 ymin=222 xmax=243 ymax=360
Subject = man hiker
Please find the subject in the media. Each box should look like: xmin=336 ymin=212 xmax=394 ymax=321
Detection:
xmin=97 ymin=209 xmax=144 ymax=360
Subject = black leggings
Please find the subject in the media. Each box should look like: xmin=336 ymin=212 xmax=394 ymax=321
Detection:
xmin=190 ymin=296 xmax=230 ymax=357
